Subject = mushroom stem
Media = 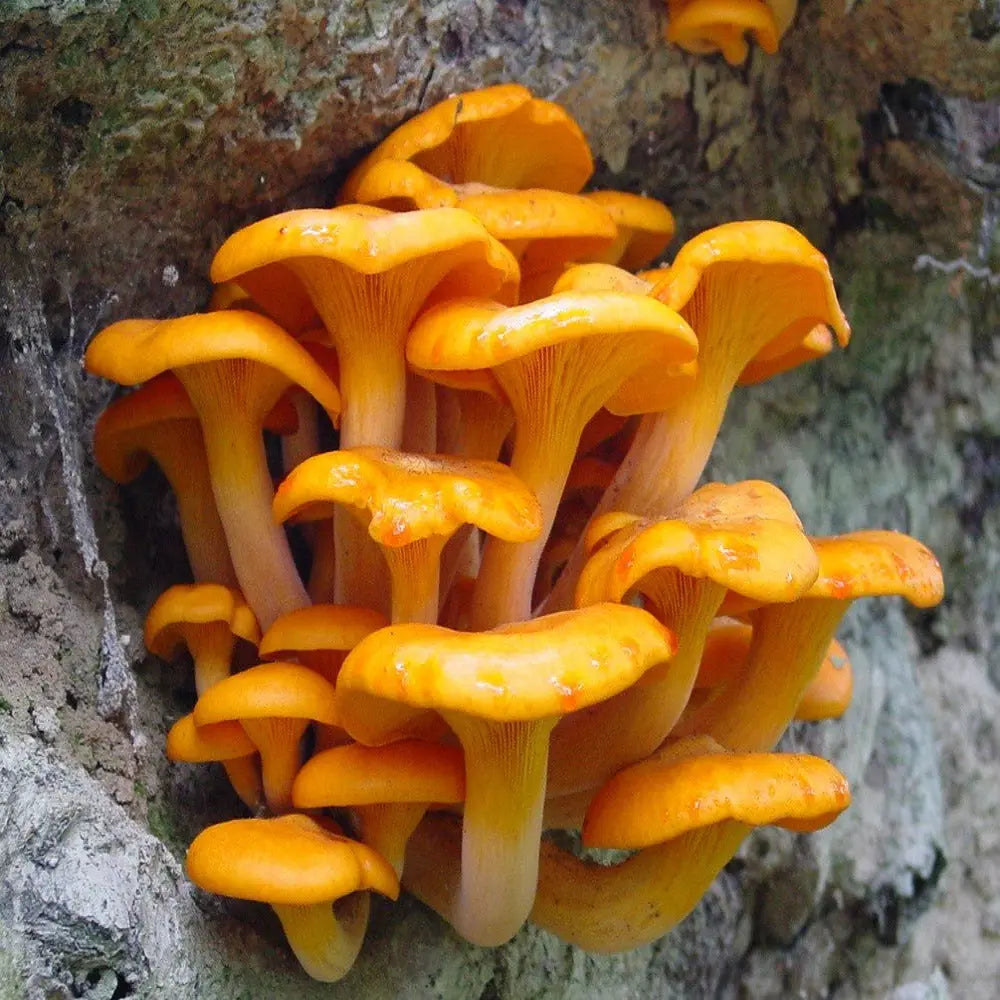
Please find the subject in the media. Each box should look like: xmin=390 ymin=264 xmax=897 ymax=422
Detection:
xmin=199 ymin=414 xmax=309 ymax=631
xmin=272 ymin=894 xmax=371 ymax=983
xmin=529 ymin=821 xmax=750 ymax=952
xmin=334 ymin=509 xmax=391 ymax=615
xmin=541 ymin=390 xmax=728 ymax=616
xmin=355 ymin=802 xmax=429 ymax=878
xmin=338 ymin=348 xmax=408 ymax=450
xmin=384 ymin=539 xmax=443 ymax=624
xmin=307 ymin=520 xmax=337 ymax=603
xmin=606 ymin=385 xmax=727 ymax=518
xmin=331 ymin=352 xmax=407 ymax=613
xmin=547 ymin=582 xmax=723 ymax=796
xmin=281 ymin=392 xmax=321 ymax=476
xmin=221 ymin=756 xmax=264 ymax=812
xmin=471 ymin=431 xmax=573 ymax=627
xmin=188 ymin=626 xmax=239 ymax=697
xmin=241 ymin=717 xmax=310 ymax=814
xmin=159 ymin=443 xmax=239 ymax=586
xmin=443 ymin=715 xmax=555 ymax=945
xmin=681 ymin=598 xmax=845 ymax=751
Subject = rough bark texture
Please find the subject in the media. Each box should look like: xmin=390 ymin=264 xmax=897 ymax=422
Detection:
xmin=1 ymin=1 xmax=998 ymax=997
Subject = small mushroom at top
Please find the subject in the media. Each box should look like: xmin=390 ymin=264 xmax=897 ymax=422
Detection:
xmin=665 ymin=0 xmax=796 ymax=66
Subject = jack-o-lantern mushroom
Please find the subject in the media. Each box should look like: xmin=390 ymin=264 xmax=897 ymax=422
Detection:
xmin=547 ymin=479 xmax=819 ymax=800
xmin=335 ymin=603 xmax=676 ymax=946
xmin=84 ymin=311 xmax=342 ymax=630
xmin=681 ymin=530 xmax=944 ymax=751
xmin=407 ymin=290 xmax=697 ymax=628
xmin=542 ymin=220 xmax=849 ymax=613
xmin=186 ymin=813 xmax=398 ymax=982
xmin=210 ymin=205 xmax=517 ymax=611
xmin=273 ymin=447 xmax=542 ymax=624
xmin=340 ymin=83 xmax=594 ymax=200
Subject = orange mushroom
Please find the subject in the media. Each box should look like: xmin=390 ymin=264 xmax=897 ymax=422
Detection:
xmin=335 ymin=603 xmax=675 ymax=946
xmin=687 ymin=622 xmax=853 ymax=722
xmin=547 ymin=480 xmax=819 ymax=798
xmin=407 ymin=290 xmax=697 ymax=627
xmin=145 ymin=583 xmax=263 ymax=807
xmin=165 ymin=713 xmax=262 ymax=811
xmin=145 ymin=584 xmax=260 ymax=696
xmin=258 ymin=604 xmax=388 ymax=685
xmin=795 ymin=638 xmax=854 ymax=722
xmin=293 ymin=740 xmax=465 ymax=877
xmin=340 ymin=83 xmax=593 ymax=200
xmin=84 ymin=311 xmax=342 ymax=629
xmin=186 ymin=813 xmax=398 ymax=982
xmin=351 ymin=163 xmax=617 ymax=302
xmin=542 ymin=221 xmax=849 ymax=613
xmin=581 ymin=191 xmax=676 ymax=271
xmin=93 ymin=374 xmax=236 ymax=586
xmin=273 ymin=447 xmax=542 ymax=623
xmin=666 ymin=0 xmax=796 ymax=66
xmin=406 ymin=735 xmax=849 ymax=952
xmin=681 ymin=530 xmax=944 ymax=751
xmin=210 ymin=206 xmax=517 ymax=610
xmin=193 ymin=661 xmax=339 ymax=813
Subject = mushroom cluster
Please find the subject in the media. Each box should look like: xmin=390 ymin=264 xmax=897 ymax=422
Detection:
xmin=85 ymin=84 xmax=943 ymax=980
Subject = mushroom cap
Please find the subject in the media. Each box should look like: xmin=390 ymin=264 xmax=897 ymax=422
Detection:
xmin=405 ymin=291 xmax=697 ymax=415
xmin=165 ymin=713 xmax=256 ymax=762
xmin=293 ymin=740 xmax=465 ymax=808
xmin=350 ymin=161 xmax=617 ymax=272
xmin=273 ymin=447 xmax=542 ymax=547
xmin=582 ymin=735 xmax=851 ymax=849
xmin=336 ymin=603 xmax=676 ymax=738
xmin=796 ymin=638 xmax=853 ymax=721
xmin=186 ymin=813 xmax=399 ymax=904
xmin=806 ymin=531 xmax=944 ymax=606
xmin=451 ymin=187 xmax=617 ymax=272
xmin=693 ymin=620 xmax=754 ymax=689
xmin=583 ymin=191 xmax=676 ymax=271
xmin=738 ymin=323 xmax=834 ymax=385
xmin=210 ymin=206 xmax=520 ymax=312
xmin=576 ymin=481 xmax=820 ymax=608
xmin=193 ymin=661 xmax=339 ymax=727
xmin=258 ymin=604 xmax=389 ymax=660
xmin=84 ymin=311 xmax=342 ymax=424
xmin=93 ymin=374 xmax=198 ymax=481
xmin=340 ymin=83 xmax=593 ymax=199
xmin=145 ymin=584 xmax=260 ymax=659
xmin=350 ymin=159 xmax=460 ymax=211
xmin=552 ymin=263 xmax=654 ymax=296
xmin=651 ymin=220 xmax=850 ymax=349
xmin=666 ymin=0 xmax=780 ymax=65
